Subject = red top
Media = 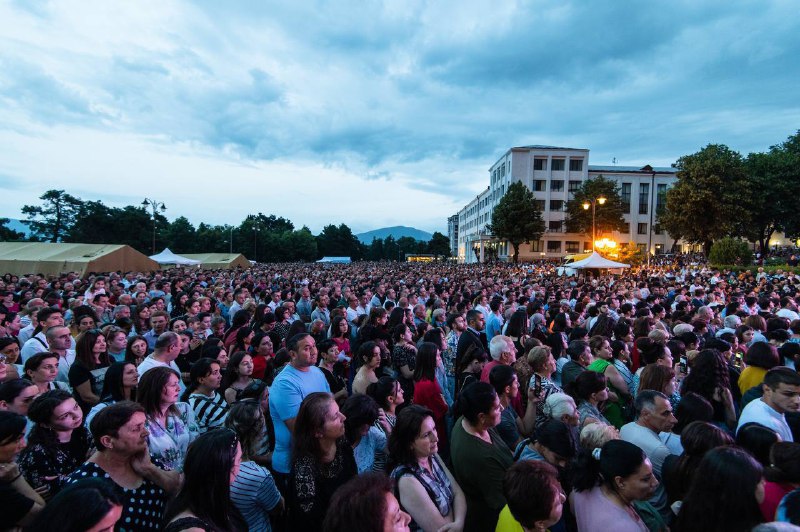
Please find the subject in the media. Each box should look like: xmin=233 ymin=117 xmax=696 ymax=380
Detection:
xmin=413 ymin=378 xmax=449 ymax=448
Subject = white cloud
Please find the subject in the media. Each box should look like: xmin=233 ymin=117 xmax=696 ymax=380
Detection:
xmin=0 ymin=0 xmax=798 ymax=235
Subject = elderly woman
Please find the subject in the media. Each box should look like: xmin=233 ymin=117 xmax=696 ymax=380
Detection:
xmin=389 ymin=405 xmax=466 ymax=532
xmin=527 ymin=345 xmax=563 ymax=429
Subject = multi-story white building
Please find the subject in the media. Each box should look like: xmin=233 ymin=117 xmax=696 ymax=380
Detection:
xmin=453 ymin=145 xmax=681 ymax=263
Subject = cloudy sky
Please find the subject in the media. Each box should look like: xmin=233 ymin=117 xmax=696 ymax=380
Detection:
xmin=1 ymin=1 xmax=797 ymax=235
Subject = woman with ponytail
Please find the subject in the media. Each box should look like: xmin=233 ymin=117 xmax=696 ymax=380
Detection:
xmin=570 ymin=439 xmax=660 ymax=532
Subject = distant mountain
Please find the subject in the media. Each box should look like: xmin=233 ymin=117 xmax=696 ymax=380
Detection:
xmin=356 ymin=226 xmax=433 ymax=244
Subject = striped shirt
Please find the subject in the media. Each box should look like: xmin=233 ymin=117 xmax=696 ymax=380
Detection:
xmin=187 ymin=391 xmax=229 ymax=433
xmin=230 ymin=461 xmax=282 ymax=532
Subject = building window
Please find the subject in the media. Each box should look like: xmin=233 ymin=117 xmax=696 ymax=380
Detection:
xmin=637 ymin=243 xmax=647 ymax=252
xmin=639 ymin=183 xmax=650 ymax=215
xmin=565 ymin=241 xmax=580 ymax=253
xmin=621 ymin=183 xmax=631 ymax=214
xmin=548 ymin=220 xmax=563 ymax=232
xmin=534 ymin=180 xmax=546 ymax=191
xmin=547 ymin=241 xmax=562 ymax=253
xmin=534 ymin=158 xmax=546 ymax=171
xmin=535 ymin=200 xmax=546 ymax=211
xmin=584 ymin=241 xmax=592 ymax=252
xmin=568 ymin=180 xmax=581 ymax=193
xmin=569 ymin=159 xmax=583 ymax=171
xmin=638 ymin=223 xmax=648 ymax=235
xmin=656 ymin=183 xmax=667 ymax=213
xmin=621 ymin=223 xmax=630 ymax=234
xmin=530 ymin=240 xmax=543 ymax=252
xmin=654 ymin=224 xmax=663 ymax=235
xmin=501 ymin=163 xmax=506 ymax=177
xmin=551 ymin=159 xmax=565 ymax=171
xmin=551 ymin=180 xmax=564 ymax=192
xmin=549 ymin=200 xmax=564 ymax=211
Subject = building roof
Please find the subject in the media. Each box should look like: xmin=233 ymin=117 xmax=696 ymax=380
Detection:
xmin=512 ymin=145 xmax=584 ymax=151
xmin=589 ymin=165 xmax=676 ymax=174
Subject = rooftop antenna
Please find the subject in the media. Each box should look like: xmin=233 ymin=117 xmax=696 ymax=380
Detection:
xmin=612 ymin=157 xmax=617 ymax=166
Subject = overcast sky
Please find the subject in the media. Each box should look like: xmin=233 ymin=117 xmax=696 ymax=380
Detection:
xmin=1 ymin=1 xmax=797 ymax=235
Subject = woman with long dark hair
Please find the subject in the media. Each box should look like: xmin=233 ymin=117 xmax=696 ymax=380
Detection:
xmin=137 ymin=367 xmax=198 ymax=472
xmin=163 ymin=429 xmax=247 ymax=531
xmin=249 ymin=331 xmax=274 ymax=381
xmin=661 ymin=421 xmax=734 ymax=505
xmin=388 ymin=405 xmax=467 ymax=532
xmin=392 ymin=324 xmax=418 ymax=400
xmin=18 ymin=390 xmax=91 ymax=497
xmin=226 ymin=400 xmax=284 ymax=530
xmin=222 ymin=352 xmax=258 ymax=405
xmin=0 ymin=410 xmax=45 ymax=528
xmin=124 ymin=334 xmax=149 ymax=367
xmin=680 ymin=349 xmax=736 ymax=430
xmin=183 ymin=358 xmax=229 ymax=433
xmin=84 ymin=361 xmax=139 ymax=429
xmin=287 ymin=392 xmax=356 ymax=529
xmin=69 ymin=329 xmax=110 ymax=414
xmin=674 ymin=446 xmax=765 ymax=532
xmin=413 ymin=342 xmax=449 ymax=450
xmin=28 ymin=477 xmax=123 ymax=532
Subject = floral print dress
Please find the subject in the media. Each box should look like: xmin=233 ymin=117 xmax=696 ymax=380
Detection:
xmin=145 ymin=402 xmax=199 ymax=472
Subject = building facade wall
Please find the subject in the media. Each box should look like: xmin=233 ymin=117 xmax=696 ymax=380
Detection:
xmin=454 ymin=145 xmax=681 ymax=263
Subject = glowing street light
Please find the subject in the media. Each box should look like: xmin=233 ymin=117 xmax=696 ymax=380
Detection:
xmin=582 ymin=196 xmax=606 ymax=252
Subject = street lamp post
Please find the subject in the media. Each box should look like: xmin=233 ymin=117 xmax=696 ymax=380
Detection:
xmin=141 ymin=198 xmax=166 ymax=255
xmin=582 ymin=196 xmax=606 ymax=252
xmin=229 ymin=226 xmax=234 ymax=254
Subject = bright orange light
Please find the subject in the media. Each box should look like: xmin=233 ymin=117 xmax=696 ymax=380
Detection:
xmin=595 ymin=238 xmax=617 ymax=249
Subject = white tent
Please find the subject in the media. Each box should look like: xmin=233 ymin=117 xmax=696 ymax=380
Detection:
xmin=568 ymin=251 xmax=630 ymax=269
xmin=316 ymin=256 xmax=351 ymax=264
xmin=149 ymin=248 xmax=202 ymax=266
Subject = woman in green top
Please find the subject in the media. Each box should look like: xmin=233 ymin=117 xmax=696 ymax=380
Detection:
xmin=587 ymin=335 xmax=631 ymax=428
xmin=450 ymin=381 xmax=513 ymax=532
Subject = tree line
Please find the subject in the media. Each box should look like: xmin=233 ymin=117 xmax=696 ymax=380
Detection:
xmin=488 ymin=130 xmax=800 ymax=261
xmin=0 ymin=191 xmax=451 ymax=262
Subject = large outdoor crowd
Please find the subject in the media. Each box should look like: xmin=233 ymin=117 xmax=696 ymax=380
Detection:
xmin=3 ymin=258 xmax=800 ymax=531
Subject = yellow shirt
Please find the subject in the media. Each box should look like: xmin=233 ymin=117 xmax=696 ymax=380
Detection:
xmin=496 ymin=505 xmax=525 ymax=532
xmin=739 ymin=366 xmax=767 ymax=396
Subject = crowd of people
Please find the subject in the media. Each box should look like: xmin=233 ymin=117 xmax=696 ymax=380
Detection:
xmin=2 ymin=257 xmax=800 ymax=531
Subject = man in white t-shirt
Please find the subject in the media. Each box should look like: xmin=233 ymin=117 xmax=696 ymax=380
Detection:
xmin=137 ymin=331 xmax=185 ymax=394
xmin=737 ymin=366 xmax=800 ymax=443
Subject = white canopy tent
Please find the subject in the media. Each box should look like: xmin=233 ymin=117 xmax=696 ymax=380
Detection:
xmin=149 ymin=248 xmax=202 ymax=266
xmin=568 ymin=251 xmax=630 ymax=269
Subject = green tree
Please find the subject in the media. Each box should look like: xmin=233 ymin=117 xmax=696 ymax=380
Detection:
xmin=196 ymin=223 xmax=232 ymax=253
xmin=65 ymin=201 xmax=115 ymax=244
xmin=708 ymin=238 xmax=753 ymax=266
xmin=116 ymin=206 xmax=167 ymax=253
xmin=316 ymin=224 xmax=364 ymax=259
xmin=742 ymin=131 xmax=800 ymax=249
xmin=21 ymin=189 xmax=83 ymax=242
xmin=396 ymin=236 xmax=424 ymax=259
xmin=660 ymin=144 xmax=749 ymax=253
xmin=163 ymin=216 xmax=197 ymax=253
xmin=564 ymin=175 xmax=627 ymax=239
xmin=367 ymin=237 xmax=385 ymax=260
xmin=427 ymin=232 xmax=451 ymax=257
xmin=0 ymin=218 xmax=24 ymax=241
xmin=383 ymin=235 xmax=400 ymax=261
xmin=488 ymin=181 xmax=545 ymax=263
xmin=283 ymin=227 xmax=318 ymax=261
